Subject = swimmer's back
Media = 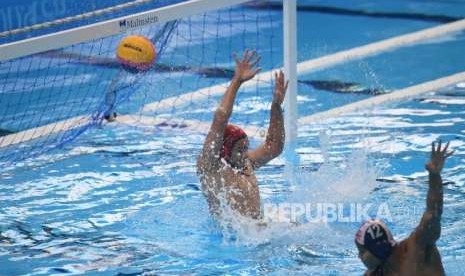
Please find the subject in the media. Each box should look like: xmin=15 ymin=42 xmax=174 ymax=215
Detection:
xmin=198 ymin=163 xmax=260 ymax=219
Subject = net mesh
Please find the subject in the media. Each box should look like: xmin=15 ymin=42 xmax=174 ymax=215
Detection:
xmin=0 ymin=1 xmax=282 ymax=165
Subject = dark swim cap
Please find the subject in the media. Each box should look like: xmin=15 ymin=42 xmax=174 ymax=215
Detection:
xmin=220 ymin=124 xmax=248 ymax=161
xmin=355 ymin=219 xmax=395 ymax=262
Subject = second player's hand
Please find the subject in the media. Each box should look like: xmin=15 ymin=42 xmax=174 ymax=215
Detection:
xmin=272 ymin=70 xmax=289 ymax=105
xmin=426 ymin=140 xmax=454 ymax=175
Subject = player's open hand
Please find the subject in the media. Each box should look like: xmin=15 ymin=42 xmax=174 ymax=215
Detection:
xmin=233 ymin=50 xmax=261 ymax=83
xmin=426 ymin=140 xmax=453 ymax=174
xmin=272 ymin=70 xmax=289 ymax=105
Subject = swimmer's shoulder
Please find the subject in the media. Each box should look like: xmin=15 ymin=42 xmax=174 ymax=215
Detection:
xmin=388 ymin=239 xmax=410 ymax=266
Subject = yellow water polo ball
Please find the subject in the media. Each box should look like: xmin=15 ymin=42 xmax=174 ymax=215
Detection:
xmin=116 ymin=35 xmax=156 ymax=72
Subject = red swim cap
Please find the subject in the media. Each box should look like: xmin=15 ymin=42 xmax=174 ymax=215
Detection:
xmin=220 ymin=124 xmax=248 ymax=161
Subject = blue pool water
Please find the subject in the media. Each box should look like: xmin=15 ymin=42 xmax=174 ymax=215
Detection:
xmin=1 ymin=0 xmax=465 ymax=275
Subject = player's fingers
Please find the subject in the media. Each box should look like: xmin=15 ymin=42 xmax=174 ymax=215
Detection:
xmin=442 ymin=141 xmax=450 ymax=154
xmin=246 ymin=50 xmax=255 ymax=62
xmin=250 ymin=55 xmax=261 ymax=67
xmin=445 ymin=150 xmax=454 ymax=158
xmin=243 ymin=49 xmax=249 ymax=60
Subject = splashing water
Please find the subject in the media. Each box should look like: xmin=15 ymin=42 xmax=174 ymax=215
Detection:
xmin=215 ymin=131 xmax=382 ymax=254
xmin=290 ymin=131 xmax=381 ymax=204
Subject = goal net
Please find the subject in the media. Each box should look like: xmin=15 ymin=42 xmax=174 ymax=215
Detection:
xmin=0 ymin=0 xmax=283 ymax=165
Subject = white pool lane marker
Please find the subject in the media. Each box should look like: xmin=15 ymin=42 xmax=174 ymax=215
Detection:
xmin=298 ymin=71 xmax=465 ymax=125
xmin=3 ymin=19 xmax=465 ymax=148
xmin=0 ymin=116 xmax=89 ymax=148
xmin=296 ymin=18 xmax=465 ymax=75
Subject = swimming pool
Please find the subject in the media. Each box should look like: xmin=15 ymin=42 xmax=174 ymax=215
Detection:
xmin=1 ymin=0 xmax=465 ymax=275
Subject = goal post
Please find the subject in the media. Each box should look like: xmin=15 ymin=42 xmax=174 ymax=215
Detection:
xmin=283 ymin=0 xmax=299 ymax=165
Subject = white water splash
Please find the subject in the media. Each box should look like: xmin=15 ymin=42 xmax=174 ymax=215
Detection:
xmin=215 ymin=132 xmax=382 ymax=249
xmin=290 ymin=133 xmax=380 ymax=204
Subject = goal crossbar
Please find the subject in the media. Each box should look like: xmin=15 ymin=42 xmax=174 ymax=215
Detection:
xmin=0 ymin=0 xmax=250 ymax=61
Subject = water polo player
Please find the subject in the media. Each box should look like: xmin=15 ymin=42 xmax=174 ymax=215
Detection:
xmin=197 ymin=50 xmax=288 ymax=219
xmin=355 ymin=141 xmax=453 ymax=275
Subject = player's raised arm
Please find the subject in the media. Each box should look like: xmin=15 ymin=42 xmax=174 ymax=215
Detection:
xmin=197 ymin=50 xmax=261 ymax=171
xmin=413 ymin=141 xmax=453 ymax=246
xmin=248 ymin=70 xmax=288 ymax=169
